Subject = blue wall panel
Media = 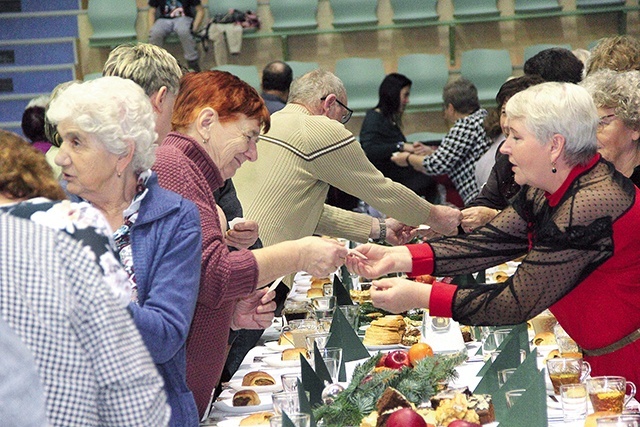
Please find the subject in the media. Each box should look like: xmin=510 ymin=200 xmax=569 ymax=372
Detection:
xmin=0 ymin=68 xmax=74 ymax=94
xmin=0 ymin=42 xmax=75 ymax=66
xmin=0 ymin=15 xmax=78 ymax=40
xmin=21 ymin=0 xmax=80 ymax=12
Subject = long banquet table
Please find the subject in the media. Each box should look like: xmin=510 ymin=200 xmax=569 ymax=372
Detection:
xmin=202 ymin=270 xmax=639 ymax=427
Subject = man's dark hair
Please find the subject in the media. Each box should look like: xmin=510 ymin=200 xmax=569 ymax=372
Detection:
xmin=262 ymin=61 xmax=293 ymax=92
xmin=21 ymin=106 xmax=47 ymax=143
xmin=524 ymin=48 xmax=584 ymax=84
xmin=443 ymin=77 xmax=480 ymax=114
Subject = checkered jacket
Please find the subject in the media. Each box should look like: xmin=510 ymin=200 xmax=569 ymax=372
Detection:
xmin=422 ymin=109 xmax=492 ymax=205
xmin=0 ymin=214 xmax=170 ymax=427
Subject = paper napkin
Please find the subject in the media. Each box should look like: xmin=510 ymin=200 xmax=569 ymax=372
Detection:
xmin=327 ymin=308 xmax=370 ymax=381
xmin=297 ymin=379 xmax=317 ymax=427
xmin=281 ymin=411 xmax=297 ymax=427
xmin=475 ymin=326 xmax=522 ymax=382
xmin=491 ymin=351 xmax=548 ymax=426
xmin=300 ymin=354 xmax=325 ymax=407
xmin=333 ymin=274 xmax=353 ymax=305
xmin=313 ymin=343 xmax=333 ymax=385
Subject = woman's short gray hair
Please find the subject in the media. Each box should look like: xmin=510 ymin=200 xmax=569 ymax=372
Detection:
xmin=581 ymin=69 xmax=640 ymax=133
xmin=288 ymin=69 xmax=346 ymax=111
xmin=47 ymin=76 xmax=157 ymax=173
xmin=506 ymin=82 xmax=598 ymax=166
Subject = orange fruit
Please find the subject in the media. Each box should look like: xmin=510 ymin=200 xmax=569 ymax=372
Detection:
xmin=408 ymin=343 xmax=434 ymax=366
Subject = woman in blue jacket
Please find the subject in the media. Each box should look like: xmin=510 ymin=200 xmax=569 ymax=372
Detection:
xmin=46 ymin=76 xmax=203 ymax=426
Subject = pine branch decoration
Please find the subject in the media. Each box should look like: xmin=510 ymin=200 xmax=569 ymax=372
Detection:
xmin=314 ymin=351 xmax=465 ymax=427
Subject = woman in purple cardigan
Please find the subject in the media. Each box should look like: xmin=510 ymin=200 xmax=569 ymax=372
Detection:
xmin=47 ymin=76 xmax=203 ymax=427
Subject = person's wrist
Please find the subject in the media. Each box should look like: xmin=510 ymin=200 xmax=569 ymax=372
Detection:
xmin=370 ymin=218 xmax=386 ymax=244
xmin=396 ymin=141 xmax=404 ymax=152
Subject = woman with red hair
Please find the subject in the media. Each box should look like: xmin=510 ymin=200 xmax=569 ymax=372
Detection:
xmin=153 ymin=70 xmax=348 ymax=418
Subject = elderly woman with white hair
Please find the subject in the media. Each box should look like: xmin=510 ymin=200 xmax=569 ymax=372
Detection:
xmin=47 ymin=76 xmax=203 ymax=427
xmin=347 ymin=82 xmax=640 ymax=397
xmin=582 ymin=68 xmax=640 ymax=187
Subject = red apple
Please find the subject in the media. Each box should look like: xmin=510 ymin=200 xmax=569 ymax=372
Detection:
xmin=376 ymin=353 xmax=388 ymax=367
xmin=384 ymin=350 xmax=411 ymax=370
xmin=386 ymin=408 xmax=426 ymax=427
xmin=448 ymin=420 xmax=481 ymax=427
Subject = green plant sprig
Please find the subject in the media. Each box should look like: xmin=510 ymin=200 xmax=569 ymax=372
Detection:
xmin=314 ymin=352 xmax=465 ymax=427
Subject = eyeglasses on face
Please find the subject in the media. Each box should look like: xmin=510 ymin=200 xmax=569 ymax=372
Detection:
xmin=598 ymin=113 xmax=617 ymax=129
xmin=320 ymin=96 xmax=353 ymax=124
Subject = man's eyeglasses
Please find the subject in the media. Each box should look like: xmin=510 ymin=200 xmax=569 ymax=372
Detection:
xmin=320 ymin=96 xmax=353 ymax=124
xmin=598 ymin=113 xmax=617 ymax=129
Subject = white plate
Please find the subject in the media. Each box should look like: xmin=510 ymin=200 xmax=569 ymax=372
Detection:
xmin=365 ymin=343 xmax=403 ymax=351
xmin=264 ymin=341 xmax=294 ymax=352
xmin=216 ymin=417 xmax=245 ymax=427
xmin=547 ymin=395 xmax=562 ymax=410
xmin=359 ymin=325 xmax=370 ymax=332
xmin=289 ymin=294 xmax=310 ymax=302
xmin=228 ymin=380 xmax=282 ymax=393
xmin=211 ymin=393 xmax=273 ymax=414
xmin=262 ymin=355 xmax=301 ymax=368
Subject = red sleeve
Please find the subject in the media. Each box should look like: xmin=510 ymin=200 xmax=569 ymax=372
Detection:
xmin=407 ymin=243 xmax=435 ymax=276
xmin=428 ymin=281 xmax=457 ymax=318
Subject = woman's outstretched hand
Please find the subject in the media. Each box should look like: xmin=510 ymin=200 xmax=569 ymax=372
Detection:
xmin=370 ymin=277 xmax=431 ymax=313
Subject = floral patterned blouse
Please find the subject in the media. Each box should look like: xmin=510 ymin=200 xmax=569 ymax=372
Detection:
xmin=112 ymin=170 xmax=152 ymax=303
xmin=0 ymin=197 xmax=131 ymax=307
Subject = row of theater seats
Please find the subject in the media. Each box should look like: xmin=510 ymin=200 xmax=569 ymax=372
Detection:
xmin=212 ymin=43 xmax=575 ymax=114
xmin=87 ymin=0 xmax=629 ymax=48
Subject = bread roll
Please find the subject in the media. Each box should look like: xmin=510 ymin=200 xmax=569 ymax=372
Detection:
xmin=242 ymin=371 xmax=276 ymax=387
xmin=533 ymin=331 xmax=556 ymax=346
xmin=543 ymin=349 xmax=561 ymax=364
xmin=278 ymin=331 xmax=294 ymax=347
xmin=306 ymin=288 xmax=324 ymax=298
xmin=310 ymin=277 xmax=331 ymax=289
xmin=282 ymin=347 xmax=308 ymax=361
xmin=239 ymin=411 xmax=274 ymax=426
xmin=233 ymin=389 xmax=261 ymax=406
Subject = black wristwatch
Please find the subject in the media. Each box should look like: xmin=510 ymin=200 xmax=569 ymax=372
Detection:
xmin=396 ymin=141 xmax=405 ymax=152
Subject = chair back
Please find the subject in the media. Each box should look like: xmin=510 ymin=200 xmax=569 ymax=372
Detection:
xmin=334 ymin=57 xmax=385 ymax=112
xmin=209 ymin=0 xmax=257 ymax=16
xmin=330 ymin=0 xmax=379 ymax=28
xmin=87 ymin=0 xmax=137 ymax=47
xmin=460 ymin=49 xmax=512 ymax=105
xmin=514 ymin=0 xmax=561 ymax=13
xmin=397 ymin=53 xmax=449 ymax=111
xmin=453 ymin=0 xmax=500 ymax=18
xmin=270 ymin=0 xmax=318 ymax=31
xmin=390 ymin=0 xmax=438 ymax=24
xmin=287 ymin=61 xmax=320 ymax=79
xmin=213 ymin=64 xmax=261 ymax=91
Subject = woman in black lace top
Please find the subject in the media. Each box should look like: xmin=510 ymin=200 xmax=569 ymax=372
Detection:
xmin=348 ymin=82 xmax=640 ymax=397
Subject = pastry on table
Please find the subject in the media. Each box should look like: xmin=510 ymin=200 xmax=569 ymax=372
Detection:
xmin=239 ymin=411 xmax=274 ymax=426
xmin=242 ymin=371 xmax=276 ymax=386
xmin=363 ymin=315 xmax=406 ymax=345
xmin=460 ymin=325 xmax=473 ymax=343
xmin=310 ymin=277 xmax=331 ymax=289
xmin=431 ymin=387 xmax=494 ymax=425
xmin=233 ymin=389 xmax=261 ymax=406
xmin=306 ymin=288 xmax=324 ymax=298
xmin=281 ymin=347 xmax=308 ymax=361
xmin=533 ymin=331 xmax=556 ymax=346
xmin=278 ymin=331 xmax=295 ymax=347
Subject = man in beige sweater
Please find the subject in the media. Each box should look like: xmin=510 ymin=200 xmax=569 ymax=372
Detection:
xmin=236 ymin=69 xmax=461 ymax=249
